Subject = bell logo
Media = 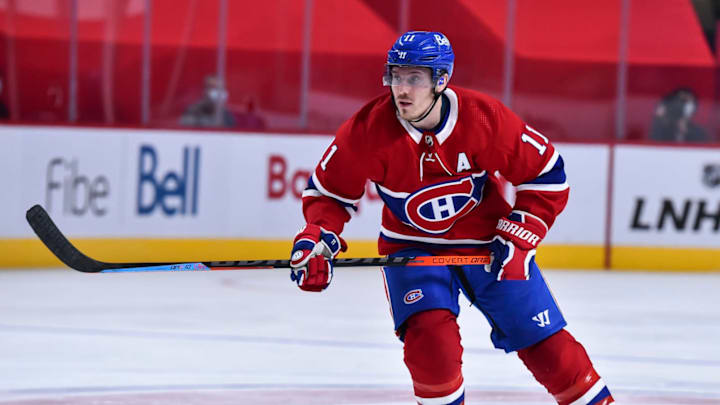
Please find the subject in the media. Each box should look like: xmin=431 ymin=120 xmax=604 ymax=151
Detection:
xmin=434 ymin=34 xmax=450 ymax=46
xmin=137 ymin=145 xmax=201 ymax=216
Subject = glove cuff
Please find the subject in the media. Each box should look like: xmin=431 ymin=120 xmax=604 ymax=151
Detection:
xmin=292 ymin=224 xmax=347 ymax=263
xmin=318 ymin=226 xmax=346 ymax=258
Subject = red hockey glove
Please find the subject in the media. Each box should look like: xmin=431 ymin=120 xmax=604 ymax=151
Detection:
xmin=487 ymin=212 xmax=547 ymax=281
xmin=289 ymin=224 xmax=347 ymax=292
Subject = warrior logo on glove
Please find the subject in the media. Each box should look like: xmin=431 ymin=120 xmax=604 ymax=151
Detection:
xmin=487 ymin=211 xmax=548 ymax=281
xmin=496 ymin=217 xmax=542 ymax=248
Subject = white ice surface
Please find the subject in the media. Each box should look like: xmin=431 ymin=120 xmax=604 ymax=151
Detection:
xmin=0 ymin=268 xmax=718 ymax=404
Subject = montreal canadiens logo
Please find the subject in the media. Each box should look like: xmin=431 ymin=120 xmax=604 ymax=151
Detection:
xmin=403 ymin=289 xmax=424 ymax=304
xmin=404 ymin=177 xmax=482 ymax=234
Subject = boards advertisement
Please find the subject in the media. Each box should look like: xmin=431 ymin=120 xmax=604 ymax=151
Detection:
xmin=0 ymin=126 xmax=717 ymax=270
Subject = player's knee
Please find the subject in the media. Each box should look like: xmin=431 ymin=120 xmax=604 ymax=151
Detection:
xmin=403 ymin=309 xmax=464 ymax=404
xmin=404 ymin=309 xmax=462 ymax=374
xmin=517 ymin=329 xmax=613 ymax=405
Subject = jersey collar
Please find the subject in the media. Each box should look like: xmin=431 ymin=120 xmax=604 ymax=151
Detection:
xmin=396 ymin=87 xmax=459 ymax=145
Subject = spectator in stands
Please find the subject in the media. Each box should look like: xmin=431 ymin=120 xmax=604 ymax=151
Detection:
xmin=234 ymin=96 xmax=266 ymax=130
xmin=0 ymin=76 xmax=9 ymax=120
xmin=180 ymin=75 xmax=236 ymax=128
xmin=650 ymin=88 xmax=708 ymax=143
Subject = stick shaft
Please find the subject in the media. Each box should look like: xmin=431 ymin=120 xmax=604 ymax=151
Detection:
xmin=98 ymin=256 xmax=491 ymax=273
xmin=25 ymin=204 xmax=489 ymax=273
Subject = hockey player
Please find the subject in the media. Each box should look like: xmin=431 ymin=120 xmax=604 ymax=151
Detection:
xmin=289 ymin=31 xmax=614 ymax=405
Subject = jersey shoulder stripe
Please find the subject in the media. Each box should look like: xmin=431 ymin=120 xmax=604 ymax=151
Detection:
xmin=306 ymin=173 xmax=361 ymax=209
xmin=517 ymin=151 xmax=569 ymax=192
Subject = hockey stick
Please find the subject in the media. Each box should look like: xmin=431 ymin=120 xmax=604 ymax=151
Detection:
xmin=25 ymin=204 xmax=490 ymax=273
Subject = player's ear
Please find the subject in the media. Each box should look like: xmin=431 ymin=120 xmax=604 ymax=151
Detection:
xmin=436 ymin=73 xmax=449 ymax=92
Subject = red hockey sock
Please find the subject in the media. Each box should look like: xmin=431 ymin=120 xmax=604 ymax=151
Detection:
xmin=517 ymin=329 xmax=613 ymax=404
xmin=403 ymin=309 xmax=465 ymax=403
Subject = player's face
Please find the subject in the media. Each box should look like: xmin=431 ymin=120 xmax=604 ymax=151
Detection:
xmin=389 ymin=67 xmax=436 ymax=121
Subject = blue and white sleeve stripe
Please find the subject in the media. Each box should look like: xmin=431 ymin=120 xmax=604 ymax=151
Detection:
xmin=302 ymin=172 xmax=360 ymax=213
xmin=516 ymin=150 xmax=569 ymax=192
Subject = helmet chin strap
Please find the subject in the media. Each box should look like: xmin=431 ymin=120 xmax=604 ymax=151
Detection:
xmin=409 ymin=91 xmax=442 ymax=123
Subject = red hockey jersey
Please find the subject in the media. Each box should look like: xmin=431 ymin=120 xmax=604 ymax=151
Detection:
xmin=302 ymin=87 xmax=569 ymax=255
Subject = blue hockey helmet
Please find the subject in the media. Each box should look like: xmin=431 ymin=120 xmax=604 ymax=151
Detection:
xmin=384 ymin=31 xmax=454 ymax=86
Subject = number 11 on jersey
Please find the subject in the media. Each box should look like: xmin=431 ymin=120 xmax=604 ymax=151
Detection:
xmin=521 ymin=125 xmax=548 ymax=155
xmin=321 ymin=145 xmax=338 ymax=171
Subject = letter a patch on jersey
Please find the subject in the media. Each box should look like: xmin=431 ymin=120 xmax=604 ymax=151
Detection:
xmin=457 ymin=152 xmax=471 ymax=172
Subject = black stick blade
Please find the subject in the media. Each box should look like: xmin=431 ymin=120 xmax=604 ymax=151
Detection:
xmin=26 ymin=204 xmax=107 ymax=272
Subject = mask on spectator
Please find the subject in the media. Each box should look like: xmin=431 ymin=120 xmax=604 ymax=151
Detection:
xmin=683 ymin=100 xmax=696 ymax=118
xmin=207 ymin=88 xmax=227 ymax=102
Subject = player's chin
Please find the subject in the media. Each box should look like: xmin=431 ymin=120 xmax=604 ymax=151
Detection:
xmin=398 ymin=108 xmax=419 ymax=121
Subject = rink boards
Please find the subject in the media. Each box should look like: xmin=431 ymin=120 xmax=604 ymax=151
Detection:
xmin=0 ymin=125 xmax=718 ymax=271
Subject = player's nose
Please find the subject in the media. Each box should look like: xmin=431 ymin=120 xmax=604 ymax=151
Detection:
xmin=395 ymin=84 xmax=411 ymax=96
